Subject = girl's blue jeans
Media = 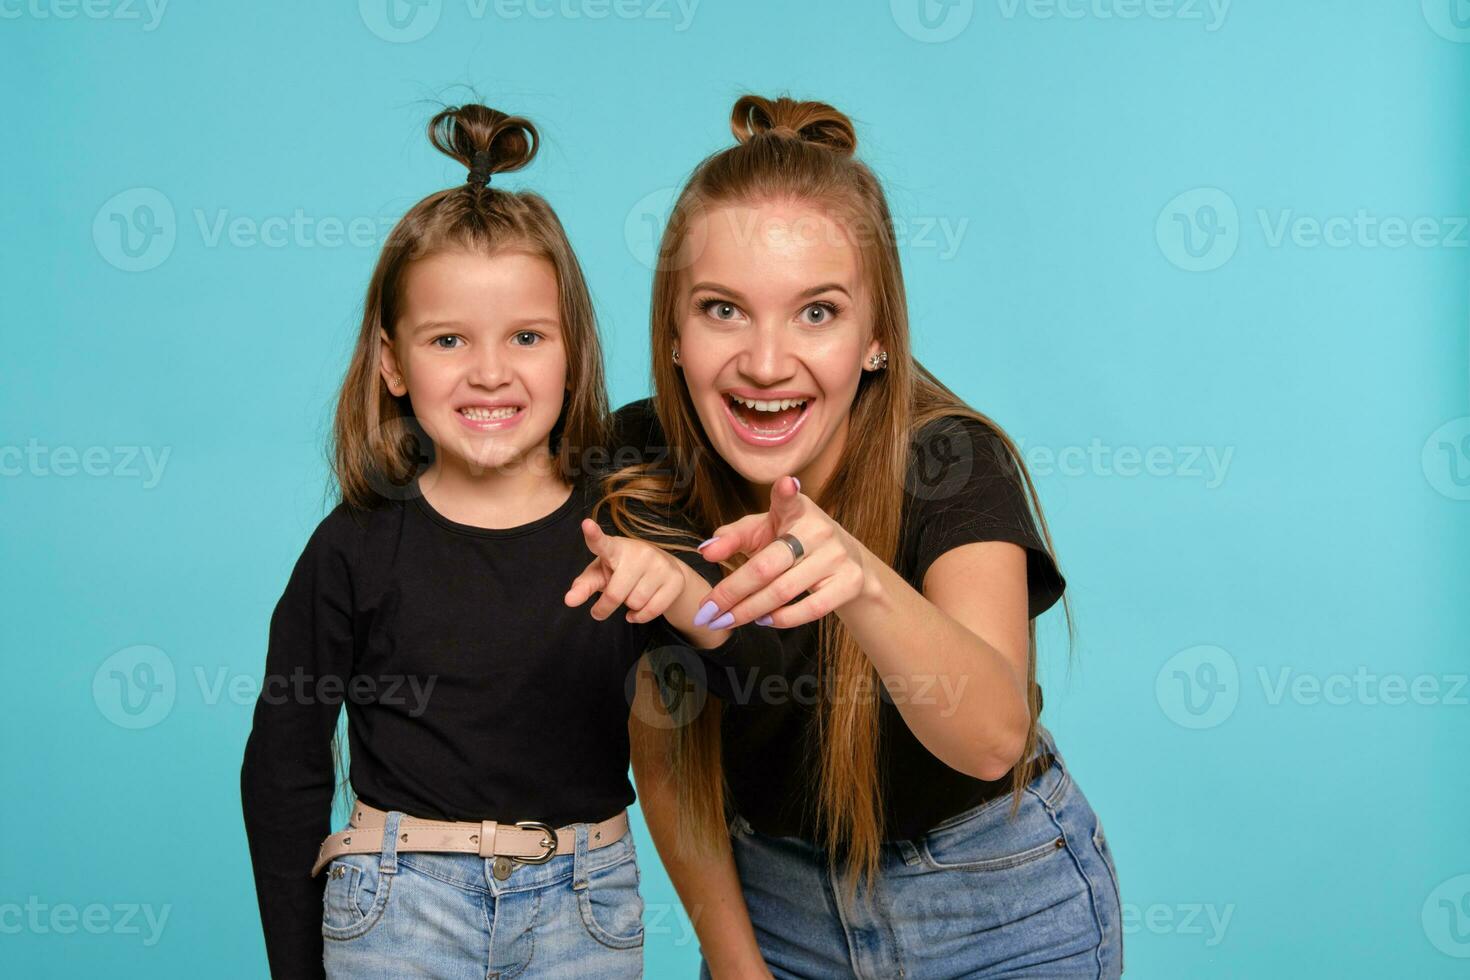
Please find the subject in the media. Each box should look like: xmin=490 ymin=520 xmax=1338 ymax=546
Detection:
xmin=702 ymin=725 xmax=1124 ymax=979
xmin=320 ymin=812 xmax=643 ymax=978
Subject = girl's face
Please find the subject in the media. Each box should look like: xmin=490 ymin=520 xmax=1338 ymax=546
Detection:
xmin=381 ymin=249 xmax=567 ymax=479
xmin=674 ymin=200 xmax=881 ymax=493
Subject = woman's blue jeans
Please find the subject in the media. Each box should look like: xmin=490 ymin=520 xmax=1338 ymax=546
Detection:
xmin=703 ymin=726 xmax=1124 ymax=978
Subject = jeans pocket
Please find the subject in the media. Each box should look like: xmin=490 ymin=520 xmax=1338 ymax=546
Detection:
xmin=322 ymin=854 xmax=391 ymax=941
xmin=919 ymin=763 xmax=1070 ymax=872
xmin=576 ymin=850 xmax=645 ymax=949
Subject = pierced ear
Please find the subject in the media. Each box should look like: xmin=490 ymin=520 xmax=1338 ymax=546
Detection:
xmin=863 ymin=336 xmax=882 ymax=370
xmin=378 ymin=330 xmax=403 ymax=393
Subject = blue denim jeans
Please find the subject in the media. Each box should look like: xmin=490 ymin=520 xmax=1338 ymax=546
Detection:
xmin=321 ymin=810 xmax=644 ymax=978
xmin=702 ymin=727 xmax=1123 ymax=979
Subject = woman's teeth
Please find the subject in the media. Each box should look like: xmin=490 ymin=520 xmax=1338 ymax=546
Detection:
xmin=728 ymin=394 xmax=809 ymax=413
xmin=459 ymin=406 xmax=520 ymax=421
xmin=726 ymin=393 xmax=810 ymax=436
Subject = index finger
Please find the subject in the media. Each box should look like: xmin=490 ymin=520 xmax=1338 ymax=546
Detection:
xmin=698 ymin=535 xmax=798 ymax=620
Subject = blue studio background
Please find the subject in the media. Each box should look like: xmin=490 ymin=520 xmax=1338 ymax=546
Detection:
xmin=3 ymin=1 xmax=1467 ymax=977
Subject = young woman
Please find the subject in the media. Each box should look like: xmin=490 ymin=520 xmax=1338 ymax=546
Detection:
xmin=607 ymin=95 xmax=1124 ymax=978
xmin=239 ymin=102 xmax=745 ymax=979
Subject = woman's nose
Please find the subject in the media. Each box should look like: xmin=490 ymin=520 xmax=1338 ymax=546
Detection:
xmin=740 ymin=322 xmax=795 ymax=383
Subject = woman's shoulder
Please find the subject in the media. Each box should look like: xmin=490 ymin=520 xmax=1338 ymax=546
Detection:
xmin=609 ymin=398 xmax=664 ymax=458
xmin=905 ymin=413 xmax=1025 ymax=511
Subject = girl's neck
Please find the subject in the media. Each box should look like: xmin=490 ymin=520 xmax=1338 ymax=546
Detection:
xmin=419 ymin=448 xmax=572 ymax=531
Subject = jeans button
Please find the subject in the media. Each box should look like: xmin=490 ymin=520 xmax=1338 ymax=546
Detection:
xmin=493 ymin=856 xmax=514 ymax=880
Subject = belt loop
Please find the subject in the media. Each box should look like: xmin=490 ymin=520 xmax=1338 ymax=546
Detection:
xmin=379 ymin=810 xmax=404 ymax=875
xmin=571 ymin=823 xmax=589 ymax=892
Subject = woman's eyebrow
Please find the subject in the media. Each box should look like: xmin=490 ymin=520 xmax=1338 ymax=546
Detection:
xmin=688 ymin=281 xmax=852 ymax=302
xmin=795 ymin=283 xmax=852 ymax=300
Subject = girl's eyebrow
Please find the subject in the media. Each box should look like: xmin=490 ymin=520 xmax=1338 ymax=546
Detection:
xmin=408 ymin=317 xmax=560 ymax=335
xmin=688 ymin=281 xmax=852 ymax=302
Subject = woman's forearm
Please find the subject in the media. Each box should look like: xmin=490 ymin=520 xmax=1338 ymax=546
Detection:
xmin=629 ymin=660 xmax=770 ymax=978
xmin=836 ymin=547 xmax=1031 ymax=781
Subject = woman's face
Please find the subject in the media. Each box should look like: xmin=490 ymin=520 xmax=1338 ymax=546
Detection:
xmin=674 ymin=200 xmax=881 ymax=493
xmin=380 ymin=249 xmax=568 ymax=479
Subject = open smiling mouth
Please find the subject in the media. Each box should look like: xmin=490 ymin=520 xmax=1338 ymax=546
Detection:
xmin=456 ymin=405 xmax=525 ymax=431
xmin=722 ymin=393 xmax=813 ymax=446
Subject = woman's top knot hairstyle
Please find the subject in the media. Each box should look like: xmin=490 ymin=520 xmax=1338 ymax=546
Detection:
xmin=729 ymin=94 xmax=857 ymax=157
xmin=428 ymin=103 xmax=539 ymax=188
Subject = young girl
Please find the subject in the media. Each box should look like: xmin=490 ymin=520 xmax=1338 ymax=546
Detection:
xmin=609 ymin=95 xmax=1123 ymax=978
xmin=240 ymin=102 xmax=738 ymax=980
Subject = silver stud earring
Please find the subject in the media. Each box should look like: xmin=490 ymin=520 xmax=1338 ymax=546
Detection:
xmin=672 ymin=348 xmax=681 ymax=365
xmin=867 ymin=351 xmax=888 ymax=371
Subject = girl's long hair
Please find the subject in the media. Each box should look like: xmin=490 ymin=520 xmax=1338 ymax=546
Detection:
xmin=324 ymin=102 xmax=610 ymax=808
xmin=602 ymin=94 xmax=1072 ymax=891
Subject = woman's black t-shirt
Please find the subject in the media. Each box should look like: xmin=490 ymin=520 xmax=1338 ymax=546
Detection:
xmin=612 ymin=399 xmax=1066 ymax=844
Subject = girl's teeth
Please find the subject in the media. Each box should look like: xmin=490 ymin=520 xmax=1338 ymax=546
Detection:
xmin=459 ymin=407 xmax=520 ymax=421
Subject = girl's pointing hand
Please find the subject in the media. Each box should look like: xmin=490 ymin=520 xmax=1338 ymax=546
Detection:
xmin=565 ymin=519 xmax=687 ymax=624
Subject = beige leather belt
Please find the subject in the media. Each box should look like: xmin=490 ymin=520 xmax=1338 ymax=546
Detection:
xmin=311 ymin=801 xmax=629 ymax=878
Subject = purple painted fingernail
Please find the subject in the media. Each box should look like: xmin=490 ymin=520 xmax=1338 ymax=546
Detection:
xmin=709 ymin=612 xmax=735 ymax=630
xmin=792 ymin=477 xmax=801 ymax=493
xmin=755 ymin=614 xmax=774 ymax=627
xmin=693 ymin=600 xmax=719 ymax=628
xmin=696 ymin=536 xmax=719 ymax=550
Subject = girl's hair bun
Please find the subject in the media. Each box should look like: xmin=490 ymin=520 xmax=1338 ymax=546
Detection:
xmin=729 ymin=94 xmax=856 ymax=157
xmin=428 ymin=103 xmax=539 ymax=179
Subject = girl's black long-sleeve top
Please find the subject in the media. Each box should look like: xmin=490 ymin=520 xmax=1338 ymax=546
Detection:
xmin=239 ymin=472 xmax=745 ymax=978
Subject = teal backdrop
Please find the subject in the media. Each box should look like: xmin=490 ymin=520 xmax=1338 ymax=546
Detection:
xmin=4 ymin=1 xmax=1468 ymax=976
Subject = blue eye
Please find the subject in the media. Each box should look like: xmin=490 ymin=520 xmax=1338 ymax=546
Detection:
xmin=512 ymin=331 xmax=542 ymax=347
xmin=801 ymin=302 xmax=839 ymax=325
xmin=697 ymin=299 xmax=741 ymax=321
xmin=432 ymin=335 xmax=463 ymax=349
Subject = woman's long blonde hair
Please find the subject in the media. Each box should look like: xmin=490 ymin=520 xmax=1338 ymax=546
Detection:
xmin=604 ymin=94 xmax=1072 ymax=889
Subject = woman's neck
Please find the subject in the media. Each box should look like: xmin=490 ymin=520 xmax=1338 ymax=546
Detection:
xmin=419 ymin=448 xmax=571 ymax=530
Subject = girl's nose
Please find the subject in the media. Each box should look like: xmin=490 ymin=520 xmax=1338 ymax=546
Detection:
xmin=467 ymin=347 xmax=510 ymax=388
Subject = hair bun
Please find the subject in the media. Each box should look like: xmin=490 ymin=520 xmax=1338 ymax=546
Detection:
xmin=729 ymin=95 xmax=856 ymax=157
xmin=428 ymin=103 xmax=539 ymax=181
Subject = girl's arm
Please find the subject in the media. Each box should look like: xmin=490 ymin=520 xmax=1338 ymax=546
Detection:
xmin=240 ymin=509 xmax=360 ymax=980
xmin=628 ymin=657 xmax=772 ymax=979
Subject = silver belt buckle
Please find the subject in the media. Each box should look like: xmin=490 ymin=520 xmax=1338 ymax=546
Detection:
xmin=513 ymin=820 xmax=559 ymax=864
